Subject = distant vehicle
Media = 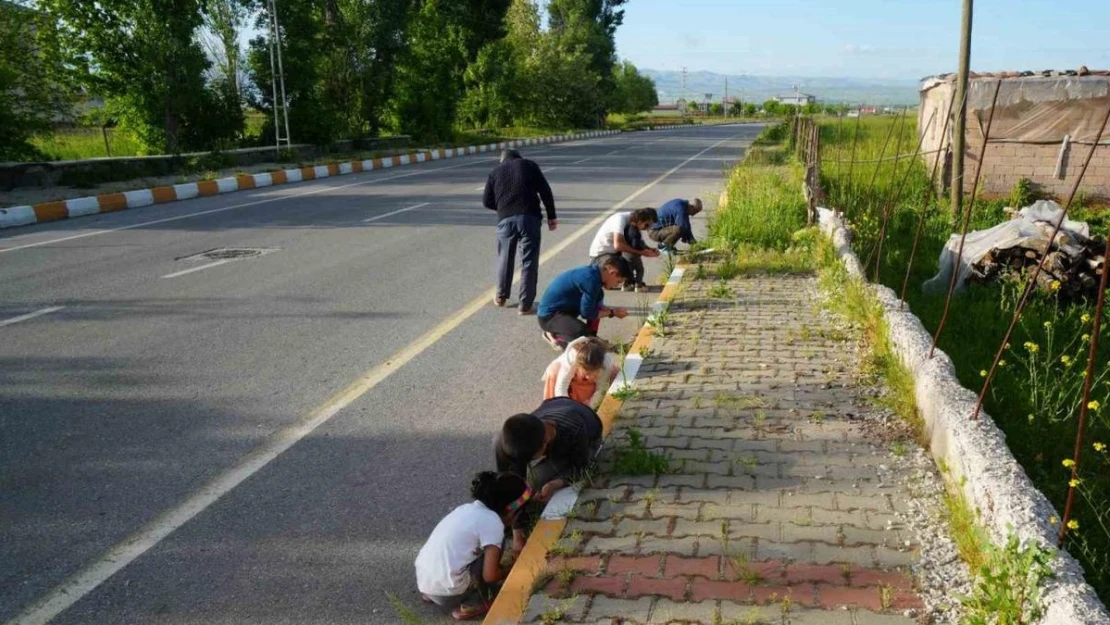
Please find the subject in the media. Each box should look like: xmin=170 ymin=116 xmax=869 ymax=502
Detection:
xmin=846 ymin=110 xmax=860 ymax=118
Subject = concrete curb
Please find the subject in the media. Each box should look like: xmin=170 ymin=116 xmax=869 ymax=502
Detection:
xmin=0 ymin=131 xmax=623 ymax=231
xmin=816 ymin=206 xmax=1110 ymax=625
xmin=482 ymin=263 xmax=688 ymax=625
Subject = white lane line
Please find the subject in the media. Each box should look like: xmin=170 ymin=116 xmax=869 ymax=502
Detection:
xmin=572 ymin=157 xmax=592 ymax=165
xmin=0 ymin=306 xmax=65 ymax=327
xmin=0 ymin=158 xmax=496 ymax=255
xmin=471 ymin=166 xmax=561 ymax=192
xmin=160 ymin=259 xmax=237 ymax=279
xmin=4 ymin=131 xmax=742 ymax=625
xmin=362 ymin=202 xmax=430 ymax=223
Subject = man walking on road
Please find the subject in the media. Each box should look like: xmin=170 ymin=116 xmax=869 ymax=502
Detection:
xmin=650 ymin=197 xmax=702 ymax=252
xmin=484 ymin=149 xmax=557 ymax=315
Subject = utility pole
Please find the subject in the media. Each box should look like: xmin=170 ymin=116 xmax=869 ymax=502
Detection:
xmin=725 ymin=76 xmax=729 ymax=116
xmin=950 ymin=0 xmax=973 ymax=217
xmin=267 ymin=0 xmax=292 ymax=155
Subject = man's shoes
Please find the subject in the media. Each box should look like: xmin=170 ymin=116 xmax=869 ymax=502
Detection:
xmin=542 ymin=331 xmax=565 ymax=352
xmin=451 ymin=601 xmax=491 ymax=621
xmin=518 ymin=304 xmax=535 ymax=316
xmin=657 ymin=244 xmax=676 ymax=254
xmin=493 ymin=296 xmax=506 ymax=307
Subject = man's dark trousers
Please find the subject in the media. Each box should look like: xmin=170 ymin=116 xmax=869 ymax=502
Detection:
xmin=496 ymin=214 xmax=542 ymax=307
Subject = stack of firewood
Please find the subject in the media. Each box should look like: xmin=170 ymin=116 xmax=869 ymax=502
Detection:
xmin=970 ymin=228 xmax=1107 ymax=299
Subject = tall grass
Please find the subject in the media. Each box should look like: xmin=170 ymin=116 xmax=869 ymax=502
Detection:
xmin=710 ymin=162 xmax=806 ymax=250
xmin=818 ymin=115 xmax=1110 ymax=603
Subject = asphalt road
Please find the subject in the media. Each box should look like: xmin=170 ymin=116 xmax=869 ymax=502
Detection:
xmin=0 ymin=123 xmax=759 ymax=625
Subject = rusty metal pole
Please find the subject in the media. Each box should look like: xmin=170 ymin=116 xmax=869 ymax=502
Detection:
xmin=1058 ymin=232 xmax=1110 ymax=547
xmin=972 ymin=100 xmax=1110 ymax=419
xmin=930 ymin=78 xmax=1002 ymax=358
xmin=900 ymin=88 xmax=960 ymax=308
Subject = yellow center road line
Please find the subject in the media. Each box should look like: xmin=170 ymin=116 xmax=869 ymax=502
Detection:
xmin=4 ymin=131 xmax=741 ymax=625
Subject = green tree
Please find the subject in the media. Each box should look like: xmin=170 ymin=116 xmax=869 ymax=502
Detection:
xmin=458 ymin=39 xmax=519 ymax=129
xmin=0 ymin=0 xmax=73 ymax=160
xmin=743 ymin=102 xmax=757 ymax=117
xmin=687 ymin=100 xmax=700 ymax=113
xmin=709 ymin=102 xmax=723 ymax=116
xmin=729 ymin=100 xmax=744 ymax=117
xmin=802 ymin=101 xmax=821 ymax=115
xmin=762 ymin=99 xmax=781 ymax=116
xmin=46 ymin=0 xmax=238 ymax=153
xmin=547 ymin=0 xmax=628 ymax=124
xmin=611 ymin=60 xmax=658 ymax=115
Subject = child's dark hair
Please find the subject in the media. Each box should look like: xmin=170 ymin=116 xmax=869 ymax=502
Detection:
xmin=497 ymin=413 xmax=546 ymax=469
xmin=471 ymin=471 xmax=528 ymax=512
xmin=574 ymin=337 xmax=608 ymax=371
xmin=600 ymin=254 xmax=632 ymax=280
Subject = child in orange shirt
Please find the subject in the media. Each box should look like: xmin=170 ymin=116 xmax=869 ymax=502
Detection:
xmin=541 ymin=336 xmax=620 ymax=408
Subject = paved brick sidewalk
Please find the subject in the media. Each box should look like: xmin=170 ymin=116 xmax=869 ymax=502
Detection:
xmin=522 ymin=274 xmax=924 ymax=625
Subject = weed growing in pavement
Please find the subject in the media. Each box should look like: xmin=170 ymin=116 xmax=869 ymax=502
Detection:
xmin=647 ymin=305 xmax=671 ymax=337
xmin=891 ymin=439 xmax=907 ymax=458
xmin=548 ymin=529 xmax=584 ymax=557
xmin=385 ymin=592 xmax=426 ymax=625
xmin=879 ymin=584 xmax=894 ymax=610
xmin=714 ymin=393 xmax=765 ymax=410
xmin=611 ymin=385 xmax=640 ymax=401
xmin=611 ymin=428 xmax=670 ymax=476
xmin=959 ymin=531 xmax=1055 ymax=625
xmin=693 ymin=263 xmax=709 ymax=280
xmin=708 ymin=281 xmax=734 ymax=299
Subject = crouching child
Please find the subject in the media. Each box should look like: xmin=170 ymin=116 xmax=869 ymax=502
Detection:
xmin=494 ymin=397 xmax=604 ymax=551
xmin=414 ymin=471 xmax=531 ymax=620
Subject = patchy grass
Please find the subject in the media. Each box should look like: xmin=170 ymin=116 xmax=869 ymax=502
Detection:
xmin=611 ymin=428 xmax=671 ymax=476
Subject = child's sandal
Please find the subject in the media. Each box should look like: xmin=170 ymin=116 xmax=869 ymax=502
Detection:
xmin=451 ymin=602 xmax=490 ymax=621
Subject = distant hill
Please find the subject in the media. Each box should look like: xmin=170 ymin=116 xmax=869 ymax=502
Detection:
xmin=643 ymin=69 xmax=921 ymax=107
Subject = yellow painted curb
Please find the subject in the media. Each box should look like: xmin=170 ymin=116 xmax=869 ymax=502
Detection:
xmin=482 ymin=263 xmax=687 ymax=624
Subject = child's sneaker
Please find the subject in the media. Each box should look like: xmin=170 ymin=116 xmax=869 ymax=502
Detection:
xmin=634 ymin=282 xmax=649 ymax=293
xmin=451 ymin=601 xmax=491 ymax=621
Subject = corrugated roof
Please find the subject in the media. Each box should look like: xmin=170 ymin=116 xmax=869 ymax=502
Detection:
xmin=922 ymin=67 xmax=1110 ymax=82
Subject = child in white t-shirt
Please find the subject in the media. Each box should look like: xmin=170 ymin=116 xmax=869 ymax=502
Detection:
xmin=415 ymin=472 xmax=530 ymax=620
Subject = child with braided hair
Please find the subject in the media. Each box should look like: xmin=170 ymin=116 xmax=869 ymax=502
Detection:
xmin=415 ymin=471 xmax=530 ymax=620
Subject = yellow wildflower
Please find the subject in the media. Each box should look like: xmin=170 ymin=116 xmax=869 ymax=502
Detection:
xmin=1082 ymin=334 xmax=1091 ymax=342
xmin=1061 ymin=355 xmax=1072 ymax=366
xmin=1050 ymin=281 xmax=1061 ymax=292
xmin=1063 ymin=458 xmax=1076 ymax=468
xmin=1089 ymin=400 xmax=1102 ymax=412
xmin=1069 ymin=479 xmax=1080 ymax=488
xmin=999 ymin=360 xmax=1007 ymax=367
xmin=1005 ymin=342 xmax=1012 ymax=350
xmin=1068 ymin=519 xmax=1080 ymax=531
xmin=980 ymin=369 xmax=988 ymax=377
xmin=1023 ymin=341 xmax=1040 ymax=354
xmin=1082 ymin=313 xmax=1091 ymax=324
xmin=1094 ymin=442 xmax=1107 ymax=452
xmin=1050 ymin=515 xmax=1059 ymax=525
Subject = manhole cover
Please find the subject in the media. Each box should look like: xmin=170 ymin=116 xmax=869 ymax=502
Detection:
xmin=176 ymin=247 xmax=279 ymax=262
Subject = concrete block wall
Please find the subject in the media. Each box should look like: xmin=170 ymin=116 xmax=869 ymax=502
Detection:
xmin=961 ymin=138 xmax=1110 ymax=200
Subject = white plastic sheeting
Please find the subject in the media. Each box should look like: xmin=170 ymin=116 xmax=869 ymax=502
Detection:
xmin=922 ymin=200 xmax=1089 ymax=294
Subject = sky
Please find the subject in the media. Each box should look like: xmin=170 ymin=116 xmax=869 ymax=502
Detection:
xmin=614 ymin=0 xmax=1110 ymax=80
